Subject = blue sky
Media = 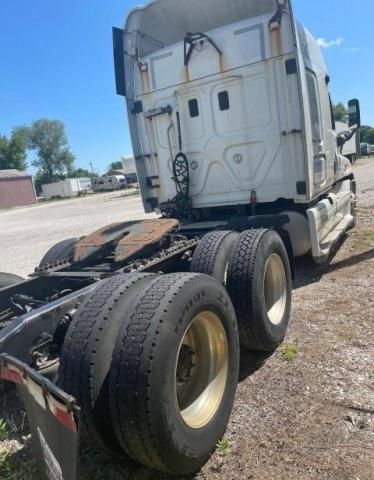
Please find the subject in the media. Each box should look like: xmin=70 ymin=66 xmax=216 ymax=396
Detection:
xmin=1 ymin=0 xmax=373 ymax=174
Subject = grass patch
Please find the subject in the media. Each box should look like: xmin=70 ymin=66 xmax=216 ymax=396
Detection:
xmin=0 ymin=436 xmax=39 ymax=480
xmin=0 ymin=446 xmax=12 ymax=478
xmin=281 ymin=343 xmax=298 ymax=362
xmin=364 ymin=231 xmax=374 ymax=243
xmin=334 ymin=324 xmax=355 ymax=343
xmin=0 ymin=418 xmax=7 ymax=441
xmin=216 ymin=437 xmax=230 ymax=455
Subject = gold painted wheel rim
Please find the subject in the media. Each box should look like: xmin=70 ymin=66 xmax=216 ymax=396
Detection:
xmin=263 ymin=253 xmax=287 ymax=325
xmin=176 ymin=311 xmax=228 ymax=429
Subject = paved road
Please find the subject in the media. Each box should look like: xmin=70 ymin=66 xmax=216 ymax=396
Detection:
xmin=0 ymin=191 xmax=153 ymax=277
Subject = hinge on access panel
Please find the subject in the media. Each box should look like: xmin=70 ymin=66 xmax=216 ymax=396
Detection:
xmin=285 ymin=58 xmax=298 ymax=75
xmin=296 ymin=181 xmax=306 ymax=195
xmin=146 ymin=176 xmax=160 ymax=189
xmin=131 ymin=101 xmax=143 ymax=114
xmin=282 ymin=129 xmax=303 ymax=136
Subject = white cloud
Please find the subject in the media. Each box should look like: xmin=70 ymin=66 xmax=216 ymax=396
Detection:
xmin=317 ymin=37 xmax=344 ymax=48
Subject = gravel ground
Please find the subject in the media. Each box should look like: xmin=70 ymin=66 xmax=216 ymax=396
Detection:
xmin=0 ymin=190 xmax=153 ymax=277
xmin=0 ymin=159 xmax=373 ymax=479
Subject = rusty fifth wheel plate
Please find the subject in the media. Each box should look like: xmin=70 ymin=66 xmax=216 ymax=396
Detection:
xmin=73 ymin=219 xmax=179 ymax=263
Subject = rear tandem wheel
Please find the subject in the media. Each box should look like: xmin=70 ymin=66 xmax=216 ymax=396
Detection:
xmin=59 ymin=272 xmax=240 ymax=475
xmin=190 ymin=230 xmax=239 ymax=284
xmin=0 ymin=272 xmax=24 ymax=288
xmin=109 ymin=273 xmax=240 ymax=474
xmin=39 ymin=237 xmax=79 ymax=267
xmin=59 ymin=273 xmax=157 ymax=450
xmin=226 ymin=229 xmax=292 ymax=352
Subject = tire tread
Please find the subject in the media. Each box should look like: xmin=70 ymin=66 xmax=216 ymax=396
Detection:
xmin=59 ymin=273 xmax=153 ymax=449
xmin=110 ymin=273 xmax=195 ymax=472
xmin=227 ymin=229 xmax=268 ymax=349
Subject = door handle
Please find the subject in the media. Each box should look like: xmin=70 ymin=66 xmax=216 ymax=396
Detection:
xmin=281 ymin=129 xmax=303 ymax=136
xmin=144 ymin=105 xmax=172 ymax=119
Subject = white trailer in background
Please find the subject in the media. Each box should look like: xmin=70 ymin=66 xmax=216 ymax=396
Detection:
xmin=42 ymin=177 xmax=92 ymax=199
xmin=121 ymin=154 xmax=138 ymax=185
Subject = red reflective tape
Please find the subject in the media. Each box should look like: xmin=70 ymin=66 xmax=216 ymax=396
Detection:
xmin=54 ymin=406 xmax=77 ymax=433
xmin=0 ymin=367 xmax=23 ymax=384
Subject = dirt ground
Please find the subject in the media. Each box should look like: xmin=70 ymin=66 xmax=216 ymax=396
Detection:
xmin=0 ymin=159 xmax=373 ymax=480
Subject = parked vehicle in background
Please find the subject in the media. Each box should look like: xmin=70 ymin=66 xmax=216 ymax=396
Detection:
xmin=42 ymin=177 xmax=92 ymax=199
xmin=0 ymin=0 xmax=362 ymax=478
xmin=92 ymin=175 xmax=126 ymax=192
xmin=336 ymin=121 xmax=359 ymax=164
xmin=360 ymin=143 xmax=371 ymax=157
xmin=360 ymin=143 xmax=374 ymax=157
xmin=121 ymin=155 xmax=138 ymax=186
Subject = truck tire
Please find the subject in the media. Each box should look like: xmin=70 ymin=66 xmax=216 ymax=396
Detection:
xmin=109 ymin=273 xmax=239 ymax=475
xmin=0 ymin=272 xmax=24 ymax=288
xmin=227 ymin=229 xmax=292 ymax=352
xmin=190 ymin=230 xmax=239 ymax=284
xmin=39 ymin=237 xmax=79 ymax=267
xmin=58 ymin=272 xmax=156 ymax=451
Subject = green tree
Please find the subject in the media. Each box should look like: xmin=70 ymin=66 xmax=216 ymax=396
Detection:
xmin=34 ymin=170 xmax=66 ymax=195
xmin=27 ymin=119 xmax=75 ymax=182
xmin=108 ymin=160 xmax=123 ymax=171
xmin=0 ymin=128 xmax=28 ymax=171
xmin=69 ymin=168 xmax=97 ymax=179
xmin=360 ymin=125 xmax=374 ymax=145
xmin=333 ymin=102 xmax=348 ymax=122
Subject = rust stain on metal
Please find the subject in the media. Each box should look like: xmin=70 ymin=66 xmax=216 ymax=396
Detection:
xmin=270 ymin=27 xmax=282 ymax=57
xmin=140 ymin=69 xmax=150 ymax=93
xmin=219 ymin=54 xmax=225 ymax=73
xmin=115 ymin=218 xmax=179 ymax=262
xmin=73 ymin=222 xmax=137 ymax=262
xmin=73 ymin=219 xmax=179 ymax=263
xmin=183 ymin=65 xmax=190 ymax=83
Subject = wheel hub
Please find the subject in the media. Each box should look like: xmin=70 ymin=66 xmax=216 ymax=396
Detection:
xmin=176 ymin=311 xmax=228 ymax=429
xmin=263 ymin=253 xmax=287 ymax=325
xmin=176 ymin=345 xmax=196 ymax=383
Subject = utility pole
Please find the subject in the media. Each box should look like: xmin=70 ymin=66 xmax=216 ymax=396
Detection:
xmin=89 ymin=162 xmax=95 ymax=175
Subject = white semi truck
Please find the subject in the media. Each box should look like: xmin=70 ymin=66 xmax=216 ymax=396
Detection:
xmin=115 ymin=0 xmax=360 ymax=265
xmin=0 ymin=0 xmax=361 ymax=477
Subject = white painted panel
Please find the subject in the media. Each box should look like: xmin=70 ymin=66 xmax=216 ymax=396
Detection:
xmin=229 ymin=24 xmax=265 ymax=67
xmin=188 ymin=43 xmax=221 ymax=81
xmin=150 ymin=50 xmax=180 ymax=90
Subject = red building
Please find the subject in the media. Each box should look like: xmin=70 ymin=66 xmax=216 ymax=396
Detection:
xmin=0 ymin=170 xmax=37 ymax=209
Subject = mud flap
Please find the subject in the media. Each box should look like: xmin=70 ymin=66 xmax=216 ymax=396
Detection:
xmin=0 ymin=354 xmax=80 ymax=480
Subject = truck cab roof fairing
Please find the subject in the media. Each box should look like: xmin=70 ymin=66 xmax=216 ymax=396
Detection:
xmin=124 ymin=0 xmax=278 ymax=58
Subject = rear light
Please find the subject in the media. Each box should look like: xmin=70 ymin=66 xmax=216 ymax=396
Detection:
xmin=0 ymin=365 xmax=23 ymax=384
xmin=0 ymin=357 xmax=78 ymax=433
xmin=54 ymin=405 xmax=77 ymax=432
